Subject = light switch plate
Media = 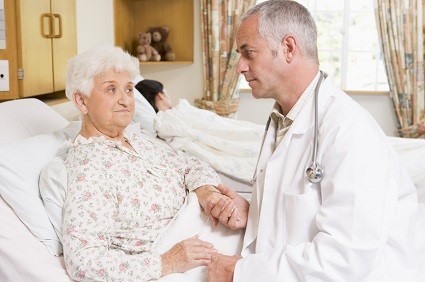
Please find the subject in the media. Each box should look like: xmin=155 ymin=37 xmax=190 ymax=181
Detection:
xmin=0 ymin=59 xmax=9 ymax=91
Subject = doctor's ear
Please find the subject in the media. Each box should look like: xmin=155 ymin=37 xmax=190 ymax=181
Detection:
xmin=74 ymin=92 xmax=89 ymax=115
xmin=282 ymin=35 xmax=297 ymax=62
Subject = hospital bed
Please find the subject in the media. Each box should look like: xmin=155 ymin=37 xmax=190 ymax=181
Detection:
xmin=0 ymin=98 xmax=246 ymax=281
xmin=0 ymin=98 xmax=424 ymax=281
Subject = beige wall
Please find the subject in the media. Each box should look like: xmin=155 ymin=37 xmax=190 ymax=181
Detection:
xmin=76 ymin=0 xmax=203 ymax=110
xmin=75 ymin=0 xmax=398 ymax=136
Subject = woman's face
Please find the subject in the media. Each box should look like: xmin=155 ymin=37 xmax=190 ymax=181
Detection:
xmin=156 ymin=88 xmax=173 ymax=111
xmin=82 ymin=70 xmax=135 ymax=137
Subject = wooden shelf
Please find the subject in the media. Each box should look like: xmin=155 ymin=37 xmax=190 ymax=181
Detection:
xmin=114 ymin=0 xmax=194 ymax=64
xmin=140 ymin=61 xmax=193 ymax=66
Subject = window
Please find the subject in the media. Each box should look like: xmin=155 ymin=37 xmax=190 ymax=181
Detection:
xmin=239 ymin=0 xmax=389 ymax=92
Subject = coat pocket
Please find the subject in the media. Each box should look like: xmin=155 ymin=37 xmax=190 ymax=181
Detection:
xmin=282 ymin=188 xmax=321 ymax=245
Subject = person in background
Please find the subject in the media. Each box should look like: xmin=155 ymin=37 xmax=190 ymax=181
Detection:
xmin=134 ymin=78 xmax=265 ymax=183
xmin=135 ymin=79 xmax=173 ymax=113
xmin=206 ymin=1 xmax=419 ymax=281
xmin=61 ymin=44 xmax=238 ymax=281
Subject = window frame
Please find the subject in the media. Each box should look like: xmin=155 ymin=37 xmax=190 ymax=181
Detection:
xmin=238 ymin=0 xmax=389 ymax=95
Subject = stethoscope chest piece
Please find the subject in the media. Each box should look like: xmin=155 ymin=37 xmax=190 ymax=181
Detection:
xmin=306 ymin=163 xmax=324 ymax=183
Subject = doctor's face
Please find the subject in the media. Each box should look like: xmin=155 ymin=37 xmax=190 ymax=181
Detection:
xmin=236 ymin=16 xmax=285 ymax=100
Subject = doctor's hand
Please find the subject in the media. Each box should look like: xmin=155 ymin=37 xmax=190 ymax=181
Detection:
xmin=207 ymin=184 xmax=249 ymax=230
xmin=207 ymin=252 xmax=241 ymax=282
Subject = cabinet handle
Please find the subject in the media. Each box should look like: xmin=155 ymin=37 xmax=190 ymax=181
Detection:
xmin=52 ymin=14 xmax=63 ymax=38
xmin=41 ymin=13 xmax=54 ymax=38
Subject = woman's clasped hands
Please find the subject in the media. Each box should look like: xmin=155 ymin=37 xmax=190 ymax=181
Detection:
xmin=195 ymin=184 xmax=249 ymax=230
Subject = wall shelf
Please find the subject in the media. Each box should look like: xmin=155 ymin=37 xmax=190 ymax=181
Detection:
xmin=140 ymin=61 xmax=193 ymax=66
xmin=114 ymin=0 xmax=194 ymax=64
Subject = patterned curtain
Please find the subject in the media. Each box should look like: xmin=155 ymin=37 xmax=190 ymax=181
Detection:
xmin=195 ymin=0 xmax=256 ymax=117
xmin=375 ymin=0 xmax=425 ymax=137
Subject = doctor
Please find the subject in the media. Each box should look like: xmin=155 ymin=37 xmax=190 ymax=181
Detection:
xmin=206 ymin=0 xmax=419 ymax=281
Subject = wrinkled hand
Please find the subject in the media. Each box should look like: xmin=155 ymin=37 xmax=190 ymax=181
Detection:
xmin=195 ymin=185 xmax=235 ymax=228
xmin=161 ymin=235 xmax=217 ymax=276
xmin=204 ymin=184 xmax=249 ymax=230
xmin=207 ymin=253 xmax=241 ymax=282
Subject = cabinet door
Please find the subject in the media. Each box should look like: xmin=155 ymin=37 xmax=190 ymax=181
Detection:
xmin=17 ymin=0 xmax=54 ymax=97
xmin=51 ymin=0 xmax=77 ymax=92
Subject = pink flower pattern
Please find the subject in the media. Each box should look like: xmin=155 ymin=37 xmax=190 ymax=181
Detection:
xmin=62 ymin=133 xmax=220 ymax=281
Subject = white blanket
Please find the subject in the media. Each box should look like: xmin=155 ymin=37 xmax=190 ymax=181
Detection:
xmin=154 ymin=192 xmax=244 ymax=281
xmin=155 ymin=100 xmax=264 ymax=182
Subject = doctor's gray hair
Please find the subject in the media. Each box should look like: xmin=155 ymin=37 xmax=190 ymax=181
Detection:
xmin=240 ymin=0 xmax=319 ymax=64
xmin=65 ymin=44 xmax=140 ymax=100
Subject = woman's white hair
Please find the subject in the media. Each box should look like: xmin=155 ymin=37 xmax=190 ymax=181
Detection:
xmin=240 ymin=0 xmax=319 ymax=64
xmin=65 ymin=44 xmax=140 ymax=100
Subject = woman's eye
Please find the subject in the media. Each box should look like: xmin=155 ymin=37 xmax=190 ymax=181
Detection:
xmin=107 ymin=86 xmax=116 ymax=93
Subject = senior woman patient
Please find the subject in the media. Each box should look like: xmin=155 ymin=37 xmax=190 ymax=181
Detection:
xmin=61 ymin=44 xmax=237 ymax=281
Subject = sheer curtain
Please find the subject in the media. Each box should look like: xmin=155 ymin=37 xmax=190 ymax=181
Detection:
xmin=195 ymin=0 xmax=256 ymax=116
xmin=375 ymin=0 xmax=425 ymax=137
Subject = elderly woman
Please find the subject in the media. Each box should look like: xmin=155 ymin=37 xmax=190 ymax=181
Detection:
xmin=62 ymin=44 xmax=237 ymax=281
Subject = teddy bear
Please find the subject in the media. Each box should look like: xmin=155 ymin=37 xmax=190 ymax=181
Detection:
xmin=147 ymin=26 xmax=176 ymax=61
xmin=136 ymin=32 xmax=161 ymax=62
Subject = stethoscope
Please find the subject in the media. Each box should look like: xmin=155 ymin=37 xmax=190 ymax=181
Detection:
xmin=252 ymin=70 xmax=327 ymax=184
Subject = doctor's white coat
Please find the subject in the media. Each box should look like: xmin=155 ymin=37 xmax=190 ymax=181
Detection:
xmin=234 ymin=75 xmax=419 ymax=281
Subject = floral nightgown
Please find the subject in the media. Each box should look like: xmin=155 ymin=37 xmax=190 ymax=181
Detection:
xmin=62 ymin=132 xmax=221 ymax=281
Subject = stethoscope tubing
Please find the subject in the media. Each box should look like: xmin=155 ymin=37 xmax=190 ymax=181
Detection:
xmin=251 ymin=71 xmax=327 ymax=184
xmin=311 ymin=71 xmax=327 ymax=168
xmin=251 ymin=117 xmax=270 ymax=183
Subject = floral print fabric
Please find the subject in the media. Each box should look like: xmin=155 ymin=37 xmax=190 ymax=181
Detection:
xmin=62 ymin=133 xmax=221 ymax=281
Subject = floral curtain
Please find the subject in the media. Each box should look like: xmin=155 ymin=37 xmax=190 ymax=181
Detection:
xmin=375 ymin=0 xmax=425 ymax=137
xmin=195 ymin=0 xmax=256 ymax=116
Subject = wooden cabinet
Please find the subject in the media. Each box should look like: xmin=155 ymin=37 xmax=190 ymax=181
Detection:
xmin=114 ymin=0 xmax=194 ymax=65
xmin=0 ymin=0 xmax=19 ymax=100
xmin=16 ymin=0 xmax=77 ymax=97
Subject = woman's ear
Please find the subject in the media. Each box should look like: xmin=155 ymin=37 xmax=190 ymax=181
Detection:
xmin=74 ymin=92 xmax=89 ymax=115
xmin=157 ymin=92 xmax=166 ymax=100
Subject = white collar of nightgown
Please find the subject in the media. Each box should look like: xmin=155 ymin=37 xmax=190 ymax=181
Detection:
xmin=73 ymin=132 xmax=134 ymax=148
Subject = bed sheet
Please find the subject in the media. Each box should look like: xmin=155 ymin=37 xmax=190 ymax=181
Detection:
xmin=0 ymin=188 xmax=243 ymax=282
xmin=0 ymin=196 xmax=72 ymax=281
xmin=155 ymin=99 xmax=264 ymax=183
xmin=388 ymin=136 xmax=425 ymax=203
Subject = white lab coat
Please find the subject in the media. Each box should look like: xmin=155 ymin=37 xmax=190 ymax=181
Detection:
xmin=234 ymin=75 xmax=419 ymax=281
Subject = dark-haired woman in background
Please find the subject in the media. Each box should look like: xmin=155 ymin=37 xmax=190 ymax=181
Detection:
xmin=134 ymin=79 xmax=264 ymax=183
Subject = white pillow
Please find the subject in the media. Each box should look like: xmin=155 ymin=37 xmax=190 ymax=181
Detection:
xmin=132 ymin=74 xmax=158 ymax=136
xmin=39 ymin=155 xmax=68 ymax=243
xmin=0 ymin=98 xmax=69 ymax=144
xmin=0 ymin=122 xmax=80 ymax=256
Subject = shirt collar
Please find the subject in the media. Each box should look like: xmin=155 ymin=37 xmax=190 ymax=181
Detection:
xmin=270 ymin=70 xmax=323 ymax=123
